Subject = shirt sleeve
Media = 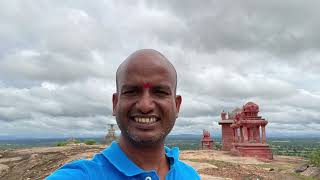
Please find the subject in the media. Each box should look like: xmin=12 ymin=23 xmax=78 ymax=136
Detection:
xmin=45 ymin=161 xmax=89 ymax=180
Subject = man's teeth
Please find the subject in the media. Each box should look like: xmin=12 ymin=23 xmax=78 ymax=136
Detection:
xmin=134 ymin=117 xmax=157 ymax=124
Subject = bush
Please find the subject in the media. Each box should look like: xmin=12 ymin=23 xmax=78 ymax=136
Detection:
xmin=214 ymin=143 xmax=222 ymax=150
xmin=56 ymin=141 xmax=67 ymax=146
xmin=309 ymin=147 xmax=320 ymax=167
xmin=84 ymin=140 xmax=96 ymax=145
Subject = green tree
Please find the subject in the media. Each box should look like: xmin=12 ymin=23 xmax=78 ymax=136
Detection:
xmin=309 ymin=147 xmax=320 ymax=167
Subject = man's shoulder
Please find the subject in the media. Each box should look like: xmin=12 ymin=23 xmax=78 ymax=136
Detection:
xmin=175 ymin=159 xmax=200 ymax=178
xmin=46 ymin=152 xmax=108 ymax=179
xmin=165 ymin=146 xmax=200 ymax=179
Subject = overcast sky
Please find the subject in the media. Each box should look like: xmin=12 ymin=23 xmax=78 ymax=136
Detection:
xmin=1 ymin=0 xmax=319 ymax=139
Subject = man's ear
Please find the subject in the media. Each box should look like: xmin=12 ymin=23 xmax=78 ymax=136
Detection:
xmin=175 ymin=95 xmax=182 ymax=116
xmin=112 ymin=93 xmax=118 ymax=116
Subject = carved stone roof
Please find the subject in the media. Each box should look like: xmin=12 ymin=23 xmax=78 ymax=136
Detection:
xmin=243 ymin=102 xmax=259 ymax=113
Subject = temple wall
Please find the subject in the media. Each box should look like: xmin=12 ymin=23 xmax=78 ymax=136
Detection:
xmin=221 ymin=124 xmax=233 ymax=151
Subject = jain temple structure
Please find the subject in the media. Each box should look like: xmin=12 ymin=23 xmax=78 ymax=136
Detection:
xmin=218 ymin=102 xmax=273 ymax=160
xmin=201 ymin=129 xmax=214 ymax=150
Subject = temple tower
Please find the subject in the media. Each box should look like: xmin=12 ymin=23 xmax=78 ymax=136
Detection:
xmin=104 ymin=124 xmax=117 ymax=144
xmin=201 ymin=129 xmax=214 ymax=150
xmin=230 ymin=102 xmax=273 ymax=160
xmin=218 ymin=109 xmax=239 ymax=151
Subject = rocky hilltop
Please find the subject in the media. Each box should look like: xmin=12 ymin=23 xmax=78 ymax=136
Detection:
xmin=0 ymin=144 xmax=318 ymax=180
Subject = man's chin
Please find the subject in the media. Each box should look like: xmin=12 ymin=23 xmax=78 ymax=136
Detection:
xmin=127 ymin=133 xmax=166 ymax=146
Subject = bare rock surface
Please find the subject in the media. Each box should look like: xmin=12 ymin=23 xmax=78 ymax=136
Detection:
xmin=0 ymin=145 xmax=313 ymax=180
xmin=295 ymin=163 xmax=309 ymax=173
xmin=301 ymin=166 xmax=320 ymax=178
xmin=0 ymin=164 xmax=9 ymax=176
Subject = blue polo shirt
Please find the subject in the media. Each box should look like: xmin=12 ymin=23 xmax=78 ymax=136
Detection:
xmin=46 ymin=141 xmax=200 ymax=180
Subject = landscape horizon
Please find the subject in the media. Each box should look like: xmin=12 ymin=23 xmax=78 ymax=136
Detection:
xmin=1 ymin=134 xmax=319 ymax=158
xmin=1 ymin=131 xmax=320 ymax=140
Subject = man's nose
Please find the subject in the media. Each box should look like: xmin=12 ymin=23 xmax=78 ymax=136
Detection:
xmin=136 ymin=92 xmax=155 ymax=113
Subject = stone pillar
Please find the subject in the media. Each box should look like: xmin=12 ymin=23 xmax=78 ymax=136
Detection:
xmin=232 ymin=128 xmax=236 ymax=143
xmin=257 ymin=126 xmax=261 ymax=143
xmin=220 ymin=122 xmax=234 ymax=151
xmin=253 ymin=126 xmax=259 ymax=143
xmin=250 ymin=128 xmax=254 ymax=142
xmin=240 ymin=127 xmax=244 ymax=143
xmin=235 ymin=128 xmax=239 ymax=143
xmin=253 ymin=128 xmax=256 ymax=142
xmin=243 ymin=127 xmax=248 ymax=143
xmin=261 ymin=126 xmax=266 ymax=144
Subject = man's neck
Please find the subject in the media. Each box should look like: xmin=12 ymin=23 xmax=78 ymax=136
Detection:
xmin=118 ymin=136 xmax=169 ymax=179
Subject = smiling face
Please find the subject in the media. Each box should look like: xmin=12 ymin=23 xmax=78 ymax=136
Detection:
xmin=113 ymin=50 xmax=181 ymax=146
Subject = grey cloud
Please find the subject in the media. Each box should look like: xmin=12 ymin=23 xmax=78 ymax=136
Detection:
xmin=148 ymin=0 xmax=320 ymax=55
xmin=0 ymin=107 xmax=31 ymax=121
xmin=0 ymin=49 xmax=117 ymax=84
xmin=0 ymin=1 xmax=319 ymax=138
xmin=0 ymin=79 xmax=114 ymax=122
xmin=178 ymin=62 xmax=297 ymax=100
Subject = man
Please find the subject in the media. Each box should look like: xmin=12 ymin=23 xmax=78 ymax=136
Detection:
xmin=47 ymin=49 xmax=200 ymax=180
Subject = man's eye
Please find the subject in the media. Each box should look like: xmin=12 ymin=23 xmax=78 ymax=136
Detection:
xmin=155 ymin=90 xmax=170 ymax=95
xmin=122 ymin=90 xmax=136 ymax=95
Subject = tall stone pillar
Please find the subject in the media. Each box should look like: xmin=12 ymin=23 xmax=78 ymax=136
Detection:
xmin=240 ymin=127 xmax=244 ymax=143
xmin=243 ymin=127 xmax=248 ymax=143
xmin=256 ymin=126 xmax=261 ymax=143
xmin=249 ymin=128 xmax=254 ymax=142
xmin=261 ymin=126 xmax=266 ymax=144
xmin=219 ymin=119 xmax=234 ymax=151
xmin=254 ymin=128 xmax=256 ymax=141
xmin=253 ymin=126 xmax=259 ymax=143
xmin=234 ymin=128 xmax=238 ymax=143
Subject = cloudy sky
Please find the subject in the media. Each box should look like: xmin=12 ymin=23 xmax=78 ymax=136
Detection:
xmin=1 ymin=0 xmax=319 ymax=139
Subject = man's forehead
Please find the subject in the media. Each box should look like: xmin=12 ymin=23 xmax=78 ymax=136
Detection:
xmin=121 ymin=82 xmax=173 ymax=89
xmin=117 ymin=61 xmax=176 ymax=84
xmin=119 ymin=49 xmax=175 ymax=72
xmin=116 ymin=49 xmax=177 ymax=91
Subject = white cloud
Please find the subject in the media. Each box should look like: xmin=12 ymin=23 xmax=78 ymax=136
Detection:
xmin=0 ymin=0 xmax=319 ymax=138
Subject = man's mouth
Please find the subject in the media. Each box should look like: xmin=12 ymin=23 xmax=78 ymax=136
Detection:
xmin=133 ymin=117 xmax=157 ymax=124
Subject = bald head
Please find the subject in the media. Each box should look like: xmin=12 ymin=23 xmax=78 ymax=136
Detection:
xmin=116 ymin=49 xmax=177 ymax=94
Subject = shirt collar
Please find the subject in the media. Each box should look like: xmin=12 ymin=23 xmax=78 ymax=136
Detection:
xmin=102 ymin=141 xmax=144 ymax=176
xmin=164 ymin=146 xmax=179 ymax=168
xmin=102 ymin=141 xmax=180 ymax=176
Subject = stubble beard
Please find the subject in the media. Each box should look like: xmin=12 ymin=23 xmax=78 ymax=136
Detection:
xmin=117 ymin=118 xmax=176 ymax=146
xmin=126 ymin=129 xmax=167 ymax=146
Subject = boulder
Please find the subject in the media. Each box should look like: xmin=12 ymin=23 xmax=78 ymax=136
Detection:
xmin=301 ymin=166 xmax=320 ymax=178
xmin=294 ymin=164 xmax=309 ymax=173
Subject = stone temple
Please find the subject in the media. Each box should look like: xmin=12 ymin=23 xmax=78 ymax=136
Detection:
xmin=218 ymin=102 xmax=273 ymax=160
xmin=200 ymin=129 xmax=214 ymax=150
xmin=104 ymin=124 xmax=117 ymax=144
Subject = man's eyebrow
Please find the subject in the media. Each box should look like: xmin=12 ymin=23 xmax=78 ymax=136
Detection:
xmin=152 ymin=85 xmax=172 ymax=90
xmin=121 ymin=85 xmax=139 ymax=90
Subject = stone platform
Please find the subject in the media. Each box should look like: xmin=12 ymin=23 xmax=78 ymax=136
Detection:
xmin=231 ymin=143 xmax=273 ymax=160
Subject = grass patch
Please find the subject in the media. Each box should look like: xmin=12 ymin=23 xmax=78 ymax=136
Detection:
xmin=84 ymin=140 xmax=96 ymax=145
xmin=56 ymin=141 xmax=67 ymax=146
